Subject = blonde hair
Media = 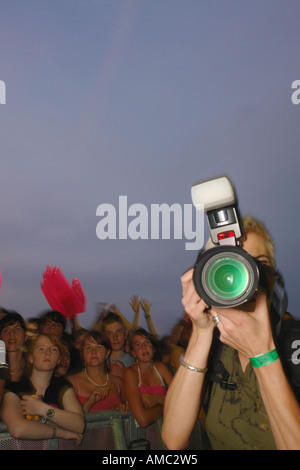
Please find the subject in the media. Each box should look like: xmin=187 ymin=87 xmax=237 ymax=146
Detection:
xmin=204 ymin=215 xmax=275 ymax=268
xmin=241 ymin=216 xmax=275 ymax=268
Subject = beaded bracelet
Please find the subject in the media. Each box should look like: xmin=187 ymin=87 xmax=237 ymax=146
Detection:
xmin=179 ymin=354 xmax=207 ymax=374
xmin=249 ymin=349 xmax=279 ymax=368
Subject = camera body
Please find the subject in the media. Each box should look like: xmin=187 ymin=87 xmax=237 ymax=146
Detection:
xmin=191 ymin=176 xmax=284 ymax=317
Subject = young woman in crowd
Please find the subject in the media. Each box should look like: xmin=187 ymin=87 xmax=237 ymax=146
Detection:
xmin=67 ymin=330 xmax=126 ymax=413
xmin=124 ymin=328 xmax=173 ymax=429
xmin=1 ymin=334 xmax=85 ymax=444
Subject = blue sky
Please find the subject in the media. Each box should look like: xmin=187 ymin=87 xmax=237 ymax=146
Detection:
xmin=0 ymin=0 xmax=299 ymax=335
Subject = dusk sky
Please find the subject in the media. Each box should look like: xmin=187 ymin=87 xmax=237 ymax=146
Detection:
xmin=0 ymin=0 xmax=299 ymax=335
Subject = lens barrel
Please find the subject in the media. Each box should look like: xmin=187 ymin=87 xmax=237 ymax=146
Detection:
xmin=193 ymin=246 xmax=260 ymax=307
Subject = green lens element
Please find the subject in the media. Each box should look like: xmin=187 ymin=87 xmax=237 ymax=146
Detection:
xmin=206 ymin=257 xmax=249 ymax=300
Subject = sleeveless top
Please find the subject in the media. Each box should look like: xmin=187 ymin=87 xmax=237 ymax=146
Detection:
xmin=136 ymin=364 xmax=168 ymax=450
xmin=72 ymin=375 xmax=122 ymax=412
xmin=5 ymin=376 xmax=72 ymax=409
xmin=206 ymin=345 xmax=276 ymax=450
xmin=137 ymin=364 xmax=167 ymax=396
xmin=5 ymin=376 xmax=73 ymax=421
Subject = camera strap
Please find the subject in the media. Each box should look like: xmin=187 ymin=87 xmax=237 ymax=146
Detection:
xmin=208 ymin=358 xmax=237 ymax=391
xmin=270 ymin=269 xmax=287 ymax=336
xmin=207 ymin=333 xmax=237 ymax=391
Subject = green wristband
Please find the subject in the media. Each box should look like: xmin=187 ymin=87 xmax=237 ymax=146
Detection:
xmin=250 ymin=349 xmax=279 ymax=368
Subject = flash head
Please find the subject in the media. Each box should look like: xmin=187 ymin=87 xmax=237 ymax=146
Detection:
xmin=191 ymin=176 xmax=242 ymax=244
xmin=191 ymin=176 xmax=236 ymax=211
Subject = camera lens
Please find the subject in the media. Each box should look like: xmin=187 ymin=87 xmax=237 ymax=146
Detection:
xmin=206 ymin=257 xmax=249 ymax=299
xmin=193 ymin=246 xmax=260 ymax=307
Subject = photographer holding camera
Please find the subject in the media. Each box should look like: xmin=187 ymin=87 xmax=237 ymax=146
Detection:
xmin=162 ymin=178 xmax=300 ymax=450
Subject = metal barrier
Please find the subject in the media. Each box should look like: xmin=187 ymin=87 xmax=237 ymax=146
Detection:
xmin=0 ymin=411 xmax=167 ymax=450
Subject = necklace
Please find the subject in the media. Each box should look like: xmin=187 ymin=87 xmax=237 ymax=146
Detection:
xmin=85 ymin=369 xmax=109 ymax=387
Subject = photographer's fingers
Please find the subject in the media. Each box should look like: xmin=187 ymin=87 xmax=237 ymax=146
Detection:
xmin=181 ymin=270 xmax=203 ymax=310
xmin=210 ymin=293 xmax=274 ymax=357
xmin=213 ymin=293 xmax=269 ymax=326
xmin=209 ymin=309 xmax=242 ymax=353
xmin=181 ymin=269 xmax=213 ymax=329
xmin=181 ymin=268 xmax=194 ymax=293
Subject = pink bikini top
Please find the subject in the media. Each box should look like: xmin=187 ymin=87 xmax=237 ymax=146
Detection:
xmin=73 ymin=376 xmax=122 ymax=412
xmin=138 ymin=365 xmax=168 ymax=396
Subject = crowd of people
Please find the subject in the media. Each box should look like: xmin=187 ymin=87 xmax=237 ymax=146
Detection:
xmin=0 ymin=216 xmax=299 ymax=450
xmin=0 ymin=296 xmax=183 ymax=448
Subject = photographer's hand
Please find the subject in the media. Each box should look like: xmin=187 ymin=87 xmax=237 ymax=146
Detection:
xmin=212 ymin=293 xmax=275 ymax=360
xmin=181 ymin=268 xmax=214 ymax=331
